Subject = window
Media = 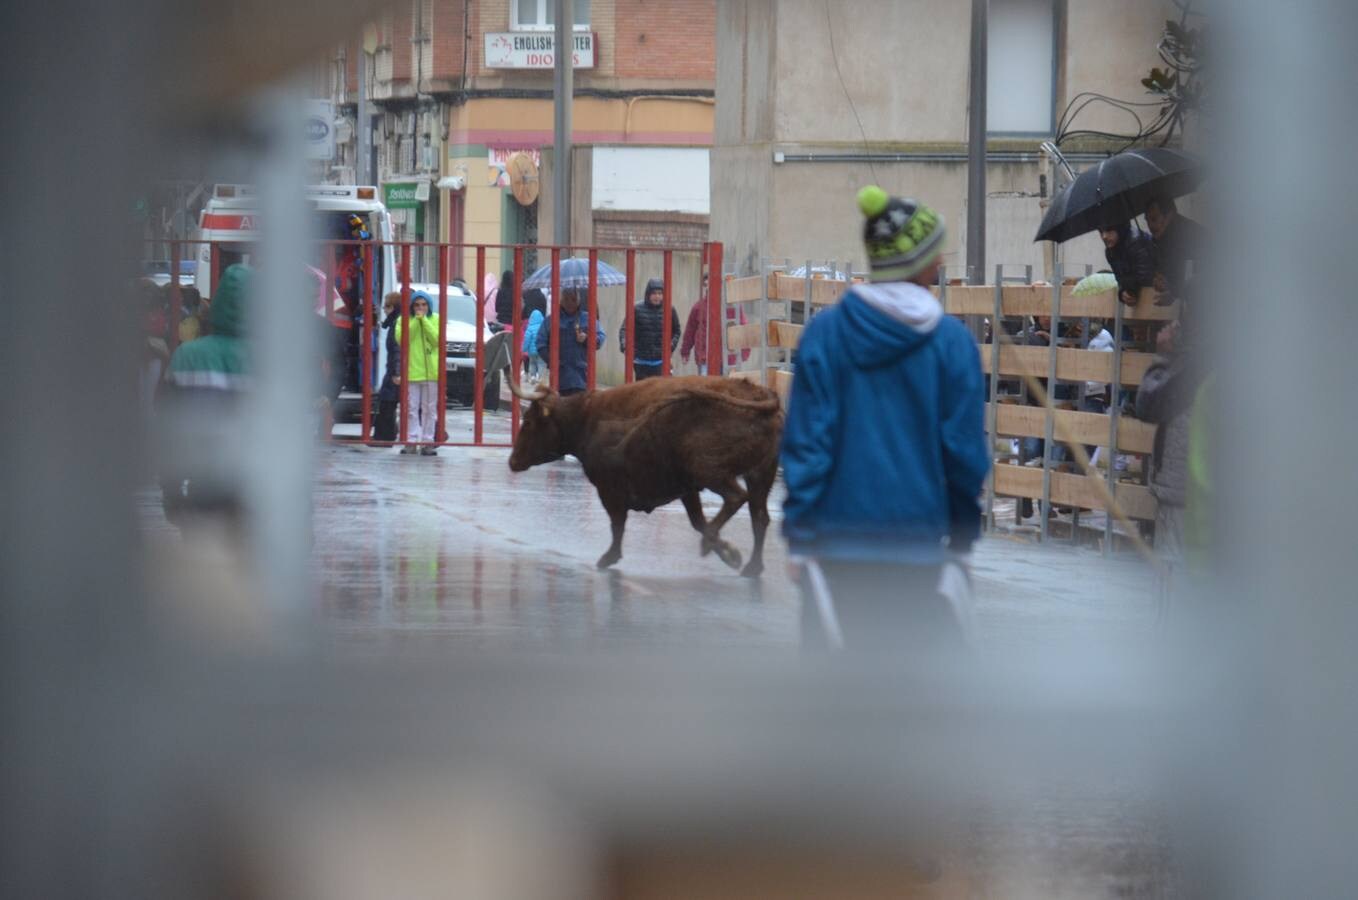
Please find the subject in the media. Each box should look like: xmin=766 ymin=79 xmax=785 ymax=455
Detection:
xmin=513 ymin=0 xmax=590 ymax=31
xmin=986 ymin=0 xmax=1056 ymax=134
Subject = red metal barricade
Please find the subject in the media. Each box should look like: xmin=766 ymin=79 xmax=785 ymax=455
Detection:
xmin=143 ymin=237 xmax=724 ymax=451
xmin=473 ymin=245 xmax=486 ymax=446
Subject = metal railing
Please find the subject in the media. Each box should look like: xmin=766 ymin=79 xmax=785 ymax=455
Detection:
xmin=141 ymin=239 xmax=727 ymax=449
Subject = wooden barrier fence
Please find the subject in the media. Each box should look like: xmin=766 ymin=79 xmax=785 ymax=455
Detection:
xmin=719 ymin=265 xmax=1177 ymax=550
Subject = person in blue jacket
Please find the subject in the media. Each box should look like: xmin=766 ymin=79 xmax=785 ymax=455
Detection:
xmin=536 ymin=287 xmax=605 ymax=395
xmin=519 ymin=288 xmax=548 ymax=383
xmin=780 ymin=187 xmax=990 ymax=651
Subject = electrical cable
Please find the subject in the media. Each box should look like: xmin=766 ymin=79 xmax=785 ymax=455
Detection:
xmin=823 ymin=0 xmax=877 ymax=184
xmin=1055 ymin=1 xmax=1200 ymax=153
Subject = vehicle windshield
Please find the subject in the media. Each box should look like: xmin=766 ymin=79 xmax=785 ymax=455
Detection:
xmin=445 ymin=294 xmax=476 ymax=326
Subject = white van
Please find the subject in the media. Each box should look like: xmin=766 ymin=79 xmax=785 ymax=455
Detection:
xmin=194 ymin=183 xmax=401 ymax=404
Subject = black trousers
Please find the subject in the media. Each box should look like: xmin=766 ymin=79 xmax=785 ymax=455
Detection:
xmin=799 ymin=560 xmax=958 ymax=652
xmin=633 ymin=363 xmax=662 ymax=380
xmin=373 ymin=398 xmax=398 ymax=442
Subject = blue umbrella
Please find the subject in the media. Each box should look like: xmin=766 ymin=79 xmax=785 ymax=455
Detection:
xmin=521 ymin=256 xmax=627 ymax=290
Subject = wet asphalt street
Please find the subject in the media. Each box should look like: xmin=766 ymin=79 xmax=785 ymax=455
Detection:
xmin=306 ymin=424 xmax=1160 ymax=655
xmin=137 ymin=425 xmax=1176 ymax=896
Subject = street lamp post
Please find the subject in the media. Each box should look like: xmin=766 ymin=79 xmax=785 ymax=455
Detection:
xmin=552 ymin=0 xmax=573 ymax=247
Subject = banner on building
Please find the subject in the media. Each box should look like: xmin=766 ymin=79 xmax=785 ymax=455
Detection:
xmin=484 ymin=32 xmax=596 ymax=69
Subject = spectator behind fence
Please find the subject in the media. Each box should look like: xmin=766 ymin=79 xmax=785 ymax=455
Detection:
xmin=393 ymin=292 xmax=441 ymax=457
xmin=1082 ymin=319 xmax=1115 ymax=415
xmin=481 ymin=272 xmax=499 ymax=330
xmin=681 ymin=271 xmax=751 ymax=375
xmin=157 ymin=264 xmax=251 ymax=528
xmin=1146 ymin=195 xmax=1206 ymax=306
xmin=372 ymin=292 xmax=402 ymax=443
xmin=176 ymin=286 xmax=204 ymax=344
xmin=491 ymin=268 xmax=515 ymax=332
xmin=619 ymin=277 xmax=680 ymax=381
xmin=536 ymin=287 xmax=605 ymax=396
xmin=140 ymin=280 xmax=171 ymax=418
xmin=1100 ymin=220 xmax=1156 ymax=307
xmin=1135 ymin=320 xmax=1205 ymax=561
xmin=519 ymin=288 xmax=548 ymax=384
xmin=780 ymin=187 xmax=989 ymax=652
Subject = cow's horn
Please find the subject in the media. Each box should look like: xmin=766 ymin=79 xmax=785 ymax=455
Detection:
xmin=507 ymin=377 xmax=549 ymax=402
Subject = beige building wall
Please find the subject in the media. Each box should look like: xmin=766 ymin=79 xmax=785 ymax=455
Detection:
xmin=714 ymin=0 xmax=1175 ymax=278
xmin=541 ymin=145 xmax=708 ymax=387
xmin=771 ymin=0 xmax=971 ymax=145
xmin=1064 ymin=0 xmax=1176 ymax=139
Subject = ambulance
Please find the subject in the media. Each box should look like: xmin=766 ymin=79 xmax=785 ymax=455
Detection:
xmin=194 ymin=184 xmax=398 ymax=404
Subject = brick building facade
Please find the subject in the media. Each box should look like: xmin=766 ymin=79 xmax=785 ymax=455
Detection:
xmin=319 ymin=0 xmax=716 ymax=282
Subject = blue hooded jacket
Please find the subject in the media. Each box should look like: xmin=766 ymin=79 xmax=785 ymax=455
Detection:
xmin=780 ymin=283 xmax=990 ymax=564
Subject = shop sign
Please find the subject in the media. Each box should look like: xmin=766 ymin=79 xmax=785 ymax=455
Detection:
xmin=484 ymin=32 xmax=595 ymax=69
xmin=383 ymin=182 xmax=428 ymax=209
xmin=304 ymin=99 xmax=335 ymax=161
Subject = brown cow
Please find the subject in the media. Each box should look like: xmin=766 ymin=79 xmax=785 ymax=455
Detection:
xmin=508 ymin=375 xmax=783 ymax=577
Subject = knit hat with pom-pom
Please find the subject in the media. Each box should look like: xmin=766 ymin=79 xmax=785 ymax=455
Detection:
xmin=857 ymin=186 xmax=946 ymax=283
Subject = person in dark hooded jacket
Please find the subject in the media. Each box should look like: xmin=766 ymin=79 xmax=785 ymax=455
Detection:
xmin=619 ymin=277 xmax=681 ymax=380
xmin=1099 ymin=220 xmax=1156 ymax=306
xmin=371 ymin=292 xmax=403 ymax=442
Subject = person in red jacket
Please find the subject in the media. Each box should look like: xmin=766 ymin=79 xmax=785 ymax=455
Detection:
xmin=680 ymin=272 xmax=750 ymax=375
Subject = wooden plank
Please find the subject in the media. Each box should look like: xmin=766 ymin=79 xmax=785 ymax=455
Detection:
xmin=979 ymin=345 xmax=1155 ymax=386
xmin=770 ymin=273 xmax=847 ymax=306
xmin=769 ymin=320 xmax=803 ymax=349
xmin=746 ymin=277 xmax=1176 ymax=319
xmin=725 ymin=275 xmax=764 ymax=304
xmin=770 ymin=368 xmax=793 ymax=407
xmin=988 ymin=403 xmax=1157 ymax=454
xmin=1123 ymin=286 xmax=1179 ymax=321
xmin=993 ymin=464 xmax=1158 ymax=521
xmin=726 ymin=321 xmax=766 ymax=351
xmin=941 ymin=284 xmax=1177 ymax=321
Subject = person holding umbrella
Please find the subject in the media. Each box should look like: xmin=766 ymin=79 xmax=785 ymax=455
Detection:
xmin=1100 ymin=220 xmax=1156 ymax=307
xmin=535 ymin=287 xmax=605 ymax=396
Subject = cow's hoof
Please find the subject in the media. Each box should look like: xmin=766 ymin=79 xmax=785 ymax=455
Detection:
xmin=715 ymin=543 xmax=743 ymax=571
xmin=740 ymin=560 xmax=764 ymax=579
xmin=596 ymin=551 xmax=621 ymax=570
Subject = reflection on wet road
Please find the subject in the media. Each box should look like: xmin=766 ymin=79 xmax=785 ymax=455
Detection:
xmin=313 ymin=445 xmax=799 ymax=652
xmin=307 ymin=443 xmax=1162 ymax=655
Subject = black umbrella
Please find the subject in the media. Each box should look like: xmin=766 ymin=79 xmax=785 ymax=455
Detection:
xmin=1034 ymin=147 xmax=1203 ymax=243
